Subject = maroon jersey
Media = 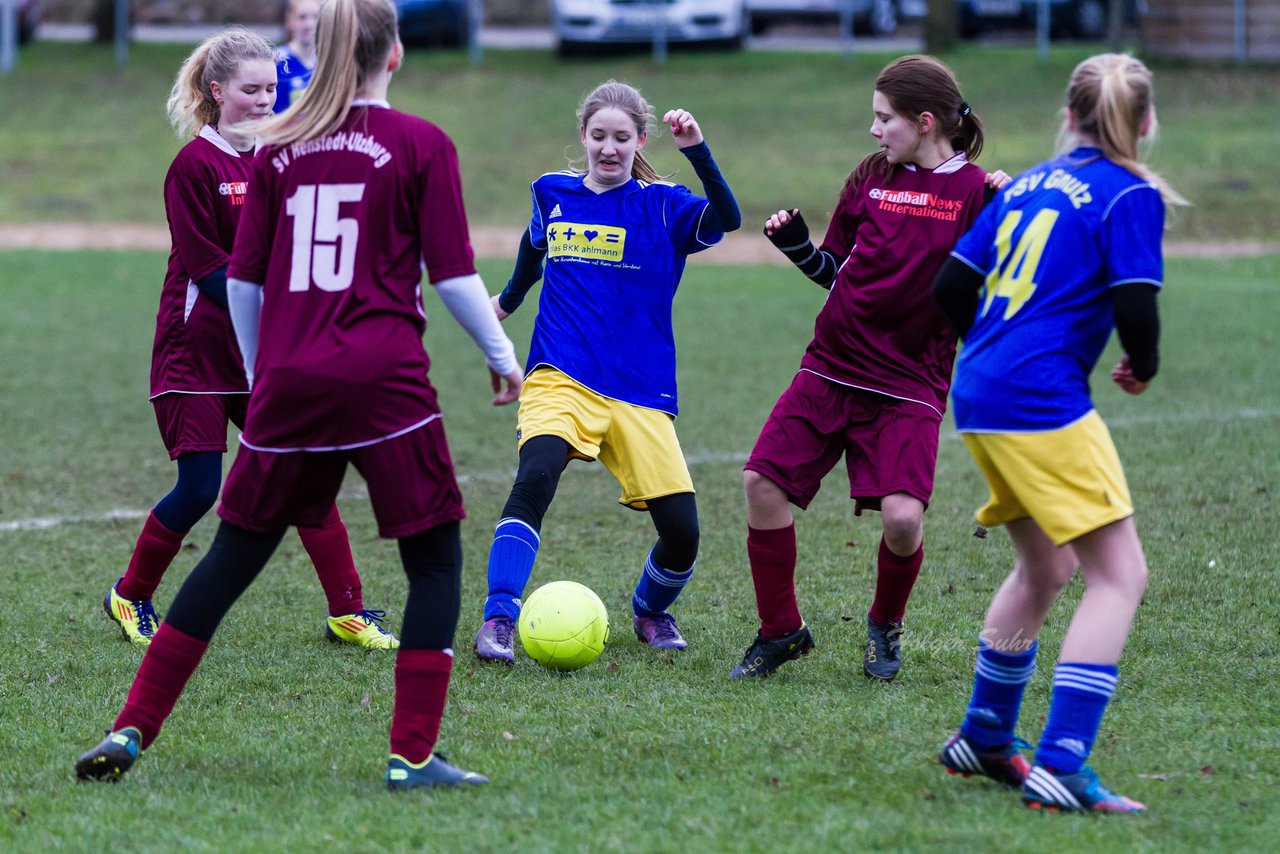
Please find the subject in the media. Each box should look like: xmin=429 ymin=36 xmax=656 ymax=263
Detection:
xmin=801 ymin=152 xmax=990 ymax=414
xmin=227 ymin=102 xmax=476 ymax=451
xmin=150 ymin=126 xmax=253 ymax=399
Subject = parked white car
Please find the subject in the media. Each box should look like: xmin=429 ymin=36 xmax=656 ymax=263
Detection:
xmin=551 ymin=0 xmax=749 ymax=53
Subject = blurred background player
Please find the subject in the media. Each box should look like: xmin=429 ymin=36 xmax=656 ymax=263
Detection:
xmin=729 ymin=55 xmax=1007 ymax=682
xmin=106 ymin=26 xmax=397 ymax=651
xmin=472 ymin=80 xmax=741 ymax=664
xmin=935 ymin=53 xmax=1186 ymax=813
xmin=273 ymin=0 xmax=320 ymax=114
xmin=77 ymin=0 xmax=522 ymax=790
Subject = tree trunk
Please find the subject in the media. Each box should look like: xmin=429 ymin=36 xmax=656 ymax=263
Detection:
xmin=924 ymin=0 xmax=958 ymax=54
xmin=93 ymin=0 xmax=114 ymax=42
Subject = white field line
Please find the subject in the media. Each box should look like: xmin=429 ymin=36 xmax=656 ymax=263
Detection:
xmin=1 ymin=224 xmax=1277 ymax=264
xmin=3 ymin=407 xmax=1275 ymax=535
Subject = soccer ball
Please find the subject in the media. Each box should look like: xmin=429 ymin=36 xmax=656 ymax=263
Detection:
xmin=518 ymin=581 xmax=610 ymax=671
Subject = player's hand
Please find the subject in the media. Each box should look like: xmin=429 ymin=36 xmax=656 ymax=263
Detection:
xmin=1111 ymin=356 xmax=1149 ymax=396
xmin=764 ymin=209 xmax=799 ymax=236
xmin=491 ymin=294 xmax=510 ymax=322
xmin=491 ymin=365 xmax=523 ymax=406
xmin=662 ymin=109 xmax=704 ymax=149
xmin=986 ymin=169 xmax=1012 ymax=191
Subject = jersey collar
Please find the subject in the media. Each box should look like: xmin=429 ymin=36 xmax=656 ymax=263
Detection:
xmin=902 ymin=151 xmax=969 ymax=174
xmin=351 ymin=98 xmax=391 ymax=109
xmin=200 ymin=124 xmax=260 ymax=157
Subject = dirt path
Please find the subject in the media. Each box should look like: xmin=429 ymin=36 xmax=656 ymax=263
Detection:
xmin=0 ymin=223 xmax=1276 ymax=264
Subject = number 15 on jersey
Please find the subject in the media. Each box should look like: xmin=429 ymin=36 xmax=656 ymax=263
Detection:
xmin=286 ymin=183 xmax=366 ymax=293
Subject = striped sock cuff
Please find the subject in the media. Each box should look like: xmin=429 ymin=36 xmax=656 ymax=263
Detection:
xmin=975 ymin=638 xmax=1038 ymax=684
xmin=1053 ymin=662 xmax=1118 ymax=699
xmin=494 ymin=517 xmax=539 ymax=550
xmin=643 ymin=552 xmax=695 ymax=588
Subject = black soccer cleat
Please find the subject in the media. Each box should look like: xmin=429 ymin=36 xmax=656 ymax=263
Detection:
xmin=939 ymin=730 xmax=1033 ymax=788
xmin=76 ymin=727 xmax=142 ymax=782
xmin=728 ymin=623 xmax=815 ymax=678
xmin=863 ymin=615 xmax=904 ymax=682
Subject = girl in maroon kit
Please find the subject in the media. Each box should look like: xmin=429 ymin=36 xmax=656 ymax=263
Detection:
xmin=105 ymin=26 xmax=398 ymax=651
xmin=77 ymin=0 xmax=522 ymax=790
xmin=728 ymin=55 xmax=1008 ymax=682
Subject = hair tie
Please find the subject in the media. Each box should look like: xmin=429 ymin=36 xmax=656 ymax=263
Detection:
xmin=959 ymin=101 xmax=972 ymax=118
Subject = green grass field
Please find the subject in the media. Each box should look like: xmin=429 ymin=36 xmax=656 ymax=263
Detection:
xmin=1 ymin=248 xmax=1277 ymax=849
xmin=2 ymin=43 xmax=1279 ymax=241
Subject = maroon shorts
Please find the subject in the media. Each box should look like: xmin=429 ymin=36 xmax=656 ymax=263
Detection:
xmin=152 ymin=392 xmax=249 ymax=460
xmin=218 ymin=417 xmax=465 ymax=538
xmin=744 ymin=370 xmax=942 ymax=513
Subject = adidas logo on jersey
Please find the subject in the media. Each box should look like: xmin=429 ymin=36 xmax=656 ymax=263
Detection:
xmin=549 ymin=204 xmax=563 ymax=219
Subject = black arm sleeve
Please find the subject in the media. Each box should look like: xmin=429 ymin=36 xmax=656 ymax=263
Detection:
xmin=497 ymin=228 xmax=548 ymax=315
xmin=1111 ymin=282 xmax=1160 ymax=382
xmin=195 ymin=264 xmax=229 ymax=310
xmin=681 ymin=141 xmax=742 ymax=235
xmin=764 ymin=212 xmax=838 ymax=289
xmin=932 ymin=256 xmax=986 ymax=339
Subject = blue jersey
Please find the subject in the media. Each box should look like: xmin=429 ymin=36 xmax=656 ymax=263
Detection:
xmin=273 ymin=48 xmax=313 ymax=114
xmin=950 ymin=147 xmax=1164 ymax=432
xmin=523 ymin=171 xmax=721 ymax=416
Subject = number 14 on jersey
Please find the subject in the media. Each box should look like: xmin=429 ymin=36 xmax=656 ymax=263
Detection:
xmin=981 ymin=208 xmax=1059 ymax=321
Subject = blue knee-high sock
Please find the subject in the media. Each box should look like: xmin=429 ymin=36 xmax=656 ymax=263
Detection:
xmin=632 ymin=549 xmax=694 ymax=618
xmin=960 ymin=638 xmax=1038 ymax=749
xmin=483 ymin=517 xmax=540 ymax=621
xmin=1036 ymin=662 xmax=1119 ymax=775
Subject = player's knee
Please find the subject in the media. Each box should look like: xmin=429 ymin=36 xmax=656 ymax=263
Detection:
xmin=882 ymin=518 xmax=922 ymax=555
xmin=651 ymin=493 xmax=699 ymax=569
xmin=661 ymin=514 xmax=700 ymax=564
xmin=880 ymin=496 xmax=924 ymax=552
xmin=1121 ymin=557 xmax=1149 ymax=601
xmin=743 ymin=469 xmax=785 ymax=507
xmin=167 ymin=475 xmax=220 ymax=524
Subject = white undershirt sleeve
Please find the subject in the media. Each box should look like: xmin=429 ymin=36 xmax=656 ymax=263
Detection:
xmin=433 ymin=273 xmax=520 ymax=376
xmin=227 ymin=278 xmax=264 ymax=389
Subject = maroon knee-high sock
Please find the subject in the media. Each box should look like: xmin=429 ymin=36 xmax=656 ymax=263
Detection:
xmin=868 ymin=537 xmax=924 ymax=625
xmin=747 ymin=523 xmax=803 ymax=639
xmin=297 ymin=505 xmax=364 ymax=616
xmin=389 ymin=649 xmax=453 ymax=764
xmin=117 ymin=512 xmax=186 ymax=602
xmin=112 ymin=622 xmax=210 ymax=748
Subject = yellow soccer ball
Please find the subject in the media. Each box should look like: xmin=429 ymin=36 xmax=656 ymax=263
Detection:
xmin=518 ymin=581 xmax=610 ymax=671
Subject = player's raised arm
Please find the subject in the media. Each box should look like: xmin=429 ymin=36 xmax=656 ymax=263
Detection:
xmin=666 ymin=108 xmax=741 ymax=237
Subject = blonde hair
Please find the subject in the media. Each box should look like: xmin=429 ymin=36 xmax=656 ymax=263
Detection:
xmin=256 ymin=0 xmax=398 ymax=146
xmin=166 ymin=27 xmax=274 ymax=139
xmin=573 ymin=80 xmax=662 ymax=184
xmin=1058 ymin=53 xmax=1187 ymax=206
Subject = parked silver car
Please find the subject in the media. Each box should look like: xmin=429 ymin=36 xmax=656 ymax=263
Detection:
xmin=744 ymin=0 xmax=925 ymax=36
xmin=551 ymin=0 xmax=749 ymax=53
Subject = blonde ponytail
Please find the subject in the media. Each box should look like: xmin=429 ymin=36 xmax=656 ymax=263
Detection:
xmin=255 ymin=0 xmax=398 ymax=146
xmin=1059 ymin=53 xmax=1188 ymax=206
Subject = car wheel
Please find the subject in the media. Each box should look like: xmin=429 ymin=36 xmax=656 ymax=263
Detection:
xmin=1072 ymin=0 xmax=1107 ymax=39
xmin=855 ymin=0 xmax=899 ymax=36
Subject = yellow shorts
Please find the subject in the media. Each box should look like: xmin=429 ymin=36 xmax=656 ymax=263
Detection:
xmin=517 ymin=368 xmax=694 ymax=510
xmin=962 ymin=410 xmax=1133 ymax=546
